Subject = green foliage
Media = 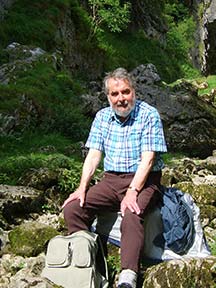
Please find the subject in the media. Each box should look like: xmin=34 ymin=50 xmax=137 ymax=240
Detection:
xmin=97 ymin=29 xmax=192 ymax=83
xmin=0 ymin=0 xmax=202 ymax=83
xmin=164 ymin=2 xmax=190 ymax=23
xmin=0 ymin=0 xmax=71 ymax=50
xmin=166 ymin=17 xmax=195 ymax=58
xmin=58 ymin=167 xmax=82 ymax=192
xmin=0 ymin=152 xmax=82 ymax=185
xmin=209 ymin=238 xmax=216 ymax=256
xmin=159 ymin=2 xmax=200 ymax=80
xmin=197 ymin=75 xmax=216 ymax=95
xmin=0 ymin=131 xmax=84 ymax=185
xmin=0 ymin=56 xmax=91 ymax=138
xmin=87 ymin=0 xmax=131 ymax=39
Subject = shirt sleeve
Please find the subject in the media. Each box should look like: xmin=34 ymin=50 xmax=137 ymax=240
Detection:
xmin=85 ymin=111 xmax=104 ymax=151
xmin=141 ymin=108 xmax=167 ymax=153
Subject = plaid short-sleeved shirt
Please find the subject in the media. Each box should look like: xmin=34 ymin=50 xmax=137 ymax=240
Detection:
xmin=85 ymin=100 xmax=167 ymax=172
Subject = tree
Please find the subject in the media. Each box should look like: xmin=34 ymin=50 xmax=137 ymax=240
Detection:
xmin=88 ymin=0 xmax=131 ymax=39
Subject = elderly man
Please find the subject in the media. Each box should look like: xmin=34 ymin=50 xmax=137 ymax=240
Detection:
xmin=63 ymin=68 xmax=167 ymax=288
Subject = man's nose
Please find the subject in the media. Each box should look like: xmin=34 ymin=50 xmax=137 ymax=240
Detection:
xmin=118 ymin=92 xmax=125 ymax=101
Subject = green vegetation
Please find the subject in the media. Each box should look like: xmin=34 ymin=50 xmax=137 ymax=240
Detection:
xmin=196 ymin=75 xmax=216 ymax=95
xmin=0 ymin=131 xmax=83 ymax=185
xmin=0 ymin=0 xmax=71 ymax=51
xmin=162 ymin=152 xmax=188 ymax=166
xmin=209 ymin=238 xmax=216 ymax=256
xmin=0 ymin=0 xmax=200 ymax=81
xmin=0 ymin=55 xmax=91 ymax=138
xmin=8 ymin=222 xmax=58 ymax=257
xmin=88 ymin=0 xmax=131 ymax=39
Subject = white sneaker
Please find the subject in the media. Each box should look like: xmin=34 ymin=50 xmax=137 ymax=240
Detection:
xmin=118 ymin=269 xmax=137 ymax=288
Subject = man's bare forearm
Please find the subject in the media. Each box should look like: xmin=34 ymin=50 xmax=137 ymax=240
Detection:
xmin=78 ymin=149 xmax=102 ymax=191
xmin=128 ymin=151 xmax=155 ymax=192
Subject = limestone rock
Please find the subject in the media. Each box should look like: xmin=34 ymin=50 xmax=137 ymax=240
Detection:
xmin=0 ymin=253 xmax=54 ymax=288
xmin=143 ymin=256 xmax=216 ymax=288
xmin=0 ymin=185 xmax=46 ymax=229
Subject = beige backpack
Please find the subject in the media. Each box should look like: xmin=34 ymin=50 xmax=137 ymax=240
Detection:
xmin=41 ymin=230 xmax=109 ymax=288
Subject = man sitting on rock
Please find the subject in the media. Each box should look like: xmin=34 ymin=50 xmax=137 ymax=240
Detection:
xmin=62 ymin=67 xmax=167 ymax=288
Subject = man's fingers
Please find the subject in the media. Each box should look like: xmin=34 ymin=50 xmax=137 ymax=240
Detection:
xmin=79 ymin=197 xmax=84 ymax=207
xmin=121 ymin=202 xmax=140 ymax=216
xmin=61 ymin=195 xmax=75 ymax=209
xmin=120 ymin=204 xmax=126 ymax=217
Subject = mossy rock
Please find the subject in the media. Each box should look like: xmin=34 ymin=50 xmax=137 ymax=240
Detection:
xmin=8 ymin=222 xmax=58 ymax=257
xmin=174 ymin=182 xmax=216 ymax=205
xmin=199 ymin=204 xmax=216 ymax=223
xmin=143 ymin=257 xmax=216 ymax=288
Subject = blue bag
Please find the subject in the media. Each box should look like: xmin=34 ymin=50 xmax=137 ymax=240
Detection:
xmin=155 ymin=186 xmax=195 ymax=255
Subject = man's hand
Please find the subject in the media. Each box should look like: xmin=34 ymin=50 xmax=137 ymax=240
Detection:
xmin=120 ymin=190 xmax=140 ymax=217
xmin=62 ymin=188 xmax=85 ymax=209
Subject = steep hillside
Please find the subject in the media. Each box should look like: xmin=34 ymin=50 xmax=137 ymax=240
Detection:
xmin=0 ymin=0 xmax=200 ymax=82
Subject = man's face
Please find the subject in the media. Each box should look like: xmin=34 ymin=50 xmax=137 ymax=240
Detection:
xmin=107 ymin=78 xmax=135 ymax=119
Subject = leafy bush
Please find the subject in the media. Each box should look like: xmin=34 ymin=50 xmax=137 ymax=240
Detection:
xmin=88 ymin=0 xmax=131 ymax=39
xmin=58 ymin=167 xmax=82 ymax=192
xmin=0 ymin=152 xmax=83 ymax=185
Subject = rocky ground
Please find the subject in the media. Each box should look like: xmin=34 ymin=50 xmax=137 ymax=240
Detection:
xmin=0 ymin=151 xmax=216 ymax=288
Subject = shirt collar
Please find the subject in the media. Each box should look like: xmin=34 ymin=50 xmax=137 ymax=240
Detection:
xmin=108 ymin=101 xmax=138 ymax=124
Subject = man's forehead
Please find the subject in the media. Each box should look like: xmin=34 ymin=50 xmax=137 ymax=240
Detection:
xmin=108 ymin=78 xmax=130 ymax=87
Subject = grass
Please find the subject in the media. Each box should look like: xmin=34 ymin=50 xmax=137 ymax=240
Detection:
xmin=162 ymin=152 xmax=188 ymax=166
xmin=0 ymin=0 xmax=71 ymax=51
xmin=0 ymin=131 xmax=84 ymax=185
xmin=209 ymin=238 xmax=216 ymax=256
xmin=196 ymin=75 xmax=216 ymax=95
xmin=0 ymin=55 xmax=91 ymax=140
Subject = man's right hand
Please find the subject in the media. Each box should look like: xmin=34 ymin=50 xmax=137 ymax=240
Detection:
xmin=61 ymin=188 xmax=85 ymax=208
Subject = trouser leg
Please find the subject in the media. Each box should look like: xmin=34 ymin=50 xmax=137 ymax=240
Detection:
xmin=63 ymin=172 xmax=127 ymax=234
xmin=63 ymin=171 xmax=162 ymax=273
xmin=120 ymin=171 xmax=162 ymax=272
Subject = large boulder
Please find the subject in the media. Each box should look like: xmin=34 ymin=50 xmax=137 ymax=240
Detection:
xmin=8 ymin=222 xmax=58 ymax=257
xmin=131 ymin=64 xmax=216 ymax=158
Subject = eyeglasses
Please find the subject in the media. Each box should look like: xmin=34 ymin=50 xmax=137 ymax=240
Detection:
xmin=110 ymin=88 xmax=131 ymax=97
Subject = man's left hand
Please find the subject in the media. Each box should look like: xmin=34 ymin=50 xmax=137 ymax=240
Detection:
xmin=120 ymin=190 xmax=140 ymax=217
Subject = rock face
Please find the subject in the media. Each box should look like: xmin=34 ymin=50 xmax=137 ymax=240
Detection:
xmin=0 ymin=185 xmax=45 ymax=229
xmin=192 ymin=0 xmax=216 ymax=75
xmin=0 ymin=43 xmax=62 ymax=135
xmin=0 ymin=0 xmax=14 ymax=20
xmin=130 ymin=0 xmax=167 ymax=41
xmin=203 ymin=0 xmax=216 ymax=74
xmin=133 ymin=65 xmax=216 ymax=158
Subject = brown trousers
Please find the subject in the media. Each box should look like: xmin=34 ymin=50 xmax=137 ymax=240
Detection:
xmin=63 ymin=171 xmax=162 ymax=272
